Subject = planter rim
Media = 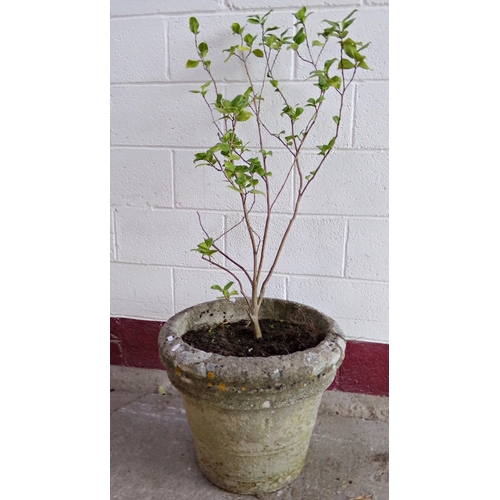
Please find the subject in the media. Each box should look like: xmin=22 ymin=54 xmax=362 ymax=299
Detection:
xmin=158 ymin=298 xmax=346 ymax=404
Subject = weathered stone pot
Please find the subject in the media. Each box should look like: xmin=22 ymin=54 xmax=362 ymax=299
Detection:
xmin=158 ymin=298 xmax=346 ymax=495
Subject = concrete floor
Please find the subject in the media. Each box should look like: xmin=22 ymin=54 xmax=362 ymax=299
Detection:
xmin=110 ymin=366 xmax=389 ymax=500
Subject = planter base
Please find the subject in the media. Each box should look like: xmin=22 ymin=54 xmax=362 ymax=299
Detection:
xmin=183 ymin=391 xmax=323 ymax=494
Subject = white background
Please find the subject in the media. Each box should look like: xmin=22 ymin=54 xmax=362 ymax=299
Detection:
xmin=1 ymin=0 xmax=499 ymax=498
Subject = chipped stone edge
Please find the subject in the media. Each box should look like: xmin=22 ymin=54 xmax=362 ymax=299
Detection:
xmin=110 ymin=365 xmax=388 ymax=423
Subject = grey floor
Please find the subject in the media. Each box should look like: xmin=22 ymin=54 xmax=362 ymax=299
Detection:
xmin=110 ymin=367 xmax=389 ymax=500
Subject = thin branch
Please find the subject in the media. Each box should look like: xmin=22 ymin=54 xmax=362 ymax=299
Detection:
xmin=196 ymin=211 xmax=253 ymax=284
xmin=201 ymin=255 xmax=252 ymax=311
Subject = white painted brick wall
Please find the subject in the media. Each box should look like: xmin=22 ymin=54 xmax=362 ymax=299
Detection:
xmin=110 ymin=0 xmax=389 ymax=343
xmin=111 ymin=263 xmax=174 ymax=318
xmin=110 ymin=17 xmax=168 ymax=83
xmin=111 ymin=148 xmax=173 ymax=207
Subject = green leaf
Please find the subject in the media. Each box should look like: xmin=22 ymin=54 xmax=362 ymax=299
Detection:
xmin=314 ymin=76 xmax=328 ymax=91
xmin=328 ymin=75 xmax=342 ymax=89
xmin=263 ymin=10 xmax=273 ymax=23
xmin=293 ymin=27 xmax=306 ymax=45
xmin=199 ymin=42 xmax=208 ymax=58
xmin=323 ymin=20 xmax=340 ymax=28
xmin=223 ymin=281 xmax=234 ymax=291
xmin=186 ymin=59 xmax=200 ymax=68
xmin=324 ymin=58 xmax=337 ymax=73
xmin=342 ymin=9 xmax=358 ymax=24
xmin=247 ymin=17 xmax=260 ymax=25
xmin=338 ymin=58 xmax=355 ymax=69
xmin=321 ymin=27 xmax=336 ymax=39
xmin=214 ymin=281 xmax=239 ymax=301
xmin=189 ymin=17 xmax=199 ymax=35
xmin=243 ymin=85 xmax=254 ymax=99
xmin=193 ymin=238 xmax=218 ymax=256
xmin=230 ymin=94 xmax=244 ymax=107
xmin=342 ymin=39 xmax=358 ymax=59
xmin=231 ymin=22 xmax=242 ymax=34
xmin=235 ymin=110 xmax=253 ymax=122
xmin=305 ymin=169 xmax=317 ymax=181
xmin=223 ymin=45 xmax=238 ymax=62
xmin=333 ymin=115 xmax=340 ymax=124
xmin=249 ymin=189 xmax=265 ymax=195
xmin=294 ymin=6 xmax=307 ymax=23
xmin=342 ymin=17 xmax=356 ymax=31
xmin=200 ymin=81 xmax=211 ymax=96
xmin=270 ymin=79 xmax=279 ymax=89
xmin=316 ymin=138 xmax=335 ymax=155
xmin=264 ymin=34 xmax=277 ymax=48
xmin=312 ymin=40 xmax=324 ymax=47
xmin=252 ymin=49 xmax=264 ymax=58
xmin=244 ymin=33 xmax=256 ymax=47
xmin=358 ymin=60 xmax=370 ymax=70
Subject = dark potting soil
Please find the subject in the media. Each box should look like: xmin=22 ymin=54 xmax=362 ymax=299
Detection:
xmin=182 ymin=319 xmax=325 ymax=357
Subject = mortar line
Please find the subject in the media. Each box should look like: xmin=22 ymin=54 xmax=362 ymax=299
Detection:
xmin=145 ymin=206 xmax=388 ymax=219
xmin=110 ymin=78 xmax=388 ymax=87
xmin=351 ymin=83 xmax=358 ymax=148
xmin=170 ymin=150 xmax=177 ymax=208
xmin=164 ymin=17 xmax=171 ymax=81
xmin=171 ymin=267 xmax=177 ymax=314
xmin=112 ymin=207 xmax=118 ymax=261
xmin=342 ymin=218 xmax=350 ymax=277
xmin=110 ymin=145 xmax=388 ymax=153
xmin=281 ymin=274 xmax=388 ymax=284
xmin=110 ymin=5 xmax=387 ymax=20
xmin=112 ymin=204 xmax=388 ymax=219
xmin=111 ymin=261 xmax=389 ymax=285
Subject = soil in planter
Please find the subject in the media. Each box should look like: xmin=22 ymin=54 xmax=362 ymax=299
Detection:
xmin=182 ymin=319 xmax=325 ymax=357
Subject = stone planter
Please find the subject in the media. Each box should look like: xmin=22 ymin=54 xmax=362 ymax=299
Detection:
xmin=158 ymin=298 xmax=346 ymax=495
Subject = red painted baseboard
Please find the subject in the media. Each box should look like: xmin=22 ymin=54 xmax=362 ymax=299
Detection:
xmin=111 ymin=317 xmax=388 ymax=397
